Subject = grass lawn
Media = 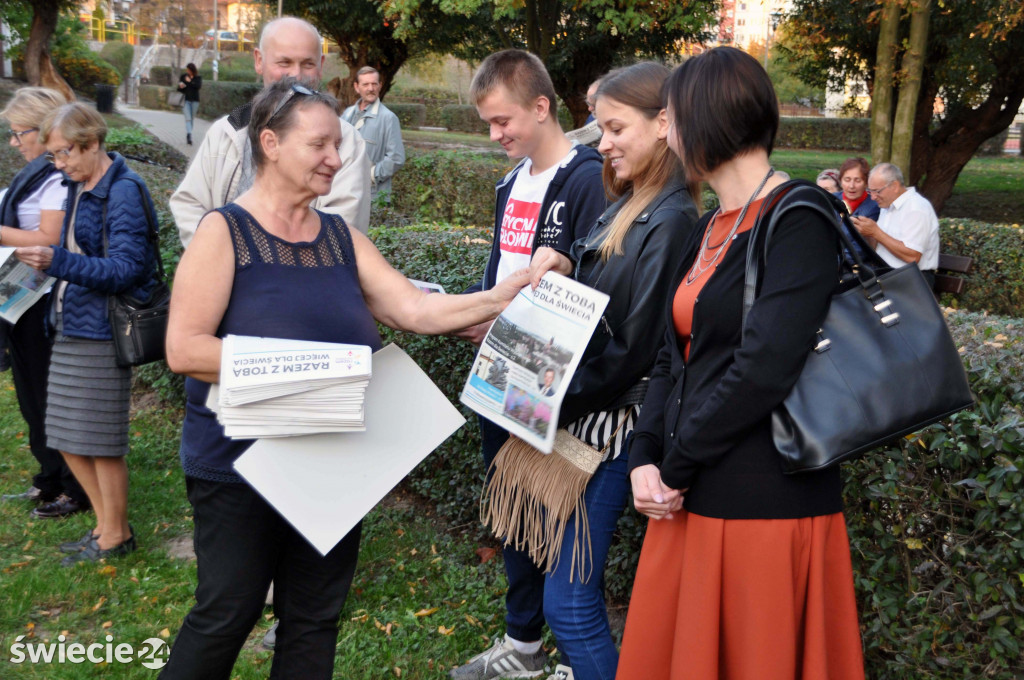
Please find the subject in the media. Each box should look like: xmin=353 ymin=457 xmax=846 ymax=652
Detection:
xmin=0 ymin=375 xmax=535 ymax=679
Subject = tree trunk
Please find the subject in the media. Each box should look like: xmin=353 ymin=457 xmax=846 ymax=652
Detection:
xmin=870 ymin=0 xmax=902 ymax=164
xmin=918 ymin=76 xmax=1024 ymax=213
xmin=25 ymin=1 xmax=61 ymax=87
xmin=890 ymin=0 xmax=931 ymax=177
xmin=562 ymin=91 xmax=589 ymax=130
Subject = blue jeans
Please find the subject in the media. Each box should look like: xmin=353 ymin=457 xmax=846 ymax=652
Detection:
xmin=481 ymin=416 xmax=632 ymax=679
xmin=543 ymin=453 xmax=630 ymax=680
xmin=480 ymin=416 xmax=546 ymax=642
xmin=183 ymin=100 xmax=199 ymax=135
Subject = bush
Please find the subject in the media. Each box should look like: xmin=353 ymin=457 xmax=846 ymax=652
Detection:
xmin=389 ymin=149 xmax=512 ymax=225
xmin=841 ymin=308 xmax=1024 ymax=678
xmin=138 ymin=84 xmax=174 ymax=111
xmin=939 ymin=219 xmax=1024 ymax=316
xmin=370 ymin=223 xmax=493 ymax=527
xmin=54 ymin=50 xmax=121 ymax=92
xmin=100 ymin=40 xmax=134 ymax=84
xmin=439 ymin=104 xmax=488 ymax=134
xmin=107 ymin=124 xmax=188 ymax=171
xmin=149 ymin=66 xmax=174 ymax=86
xmin=776 ymin=116 xmax=871 ymax=151
xmin=387 ymin=102 xmax=426 ymax=128
xmin=195 ymin=81 xmax=262 ymax=120
xmin=372 ymin=223 xmax=1024 ymax=678
xmin=198 ymin=66 xmax=258 ymax=83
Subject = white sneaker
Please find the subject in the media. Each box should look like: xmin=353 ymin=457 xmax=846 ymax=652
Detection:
xmin=545 ymin=665 xmax=573 ymax=680
xmin=449 ymin=636 xmax=548 ymax=679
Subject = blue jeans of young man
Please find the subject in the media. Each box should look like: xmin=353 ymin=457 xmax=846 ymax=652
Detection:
xmin=543 ymin=453 xmax=630 ymax=680
xmin=480 ymin=416 xmax=547 ymax=642
xmin=183 ymin=100 xmax=199 ymax=135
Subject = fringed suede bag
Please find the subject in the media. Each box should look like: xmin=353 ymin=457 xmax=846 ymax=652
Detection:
xmin=481 ymin=421 xmax=626 ymax=584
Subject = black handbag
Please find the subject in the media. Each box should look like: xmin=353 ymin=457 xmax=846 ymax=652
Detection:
xmin=742 ymin=180 xmax=973 ymax=474
xmin=103 ymin=179 xmax=170 ymax=368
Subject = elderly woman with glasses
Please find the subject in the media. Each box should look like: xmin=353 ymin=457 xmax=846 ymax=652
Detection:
xmin=14 ymin=102 xmax=159 ymax=566
xmin=160 ymin=77 xmax=529 ymax=679
xmin=0 ymin=88 xmax=93 ymax=519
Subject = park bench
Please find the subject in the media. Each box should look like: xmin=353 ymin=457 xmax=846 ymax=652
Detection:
xmin=934 ymin=253 xmax=973 ymax=297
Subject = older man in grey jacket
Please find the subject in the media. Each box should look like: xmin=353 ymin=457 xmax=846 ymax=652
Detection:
xmin=341 ymin=67 xmax=405 ymax=203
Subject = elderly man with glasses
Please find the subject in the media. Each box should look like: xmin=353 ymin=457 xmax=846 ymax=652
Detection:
xmin=850 ymin=162 xmax=940 ymax=286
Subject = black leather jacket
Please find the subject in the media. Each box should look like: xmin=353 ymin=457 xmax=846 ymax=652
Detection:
xmin=558 ymin=180 xmax=699 ymax=426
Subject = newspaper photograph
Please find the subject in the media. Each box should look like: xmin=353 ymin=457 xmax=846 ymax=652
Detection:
xmin=461 ymin=272 xmax=609 ymax=453
xmin=0 ymin=247 xmax=55 ymax=324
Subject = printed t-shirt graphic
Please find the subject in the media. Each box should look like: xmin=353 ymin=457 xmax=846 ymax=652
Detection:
xmin=496 ymin=157 xmax=561 ymax=282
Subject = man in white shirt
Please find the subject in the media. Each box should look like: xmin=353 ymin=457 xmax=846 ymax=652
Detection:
xmin=851 ymin=162 xmax=940 ymax=285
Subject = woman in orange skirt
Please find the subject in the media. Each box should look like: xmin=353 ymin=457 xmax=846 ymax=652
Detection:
xmin=617 ymin=47 xmax=865 ymax=680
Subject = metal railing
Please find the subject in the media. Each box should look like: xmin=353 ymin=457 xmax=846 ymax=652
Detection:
xmin=126 ymin=43 xmax=160 ymax=106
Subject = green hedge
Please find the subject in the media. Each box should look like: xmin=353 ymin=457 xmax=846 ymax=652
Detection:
xmin=370 ymin=223 xmax=1024 ymax=679
xmin=138 ymin=84 xmax=174 ymax=111
xmin=194 ymin=81 xmax=262 ymax=120
xmin=389 ymin=149 xmax=512 ymax=225
xmin=776 ymin=116 xmax=871 ymax=151
xmin=99 ymin=41 xmax=134 ymax=84
xmin=370 ymin=223 xmax=492 ymax=527
xmin=388 ymin=102 xmax=426 ymax=128
xmin=439 ymin=104 xmax=488 ymax=134
xmin=148 ymin=65 xmax=174 ymax=87
xmin=939 ymin=219 xmax=1024 ymax=316
xmin=774 ymin=117 xmax=1008 ymax=155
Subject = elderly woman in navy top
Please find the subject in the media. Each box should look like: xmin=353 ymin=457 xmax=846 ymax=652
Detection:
xmin=161 ymin=77 xmax=529 ymax=680
xmin=15 ymin=103 xmax=159 ymax=565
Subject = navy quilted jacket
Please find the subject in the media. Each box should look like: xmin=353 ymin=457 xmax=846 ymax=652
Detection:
xmin=46 ymin=153 xmax=158 ymax=340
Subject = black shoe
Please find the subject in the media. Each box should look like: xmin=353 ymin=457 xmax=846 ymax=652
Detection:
xmin=2 ymin=486 xmax=45 ymax=503
xmin=186 ymin=133 xmax=192 ymax=145
xmin=59 ymin=529 xmax=99 ymax=553
xmin=31 ymin=494 xmax=88 ymax=519
xmin=61 ymin=533 xmax=137 ymax=567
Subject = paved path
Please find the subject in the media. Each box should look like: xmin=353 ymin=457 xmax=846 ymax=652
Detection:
xmin=118 ymin=105 xmax=213 ymax=161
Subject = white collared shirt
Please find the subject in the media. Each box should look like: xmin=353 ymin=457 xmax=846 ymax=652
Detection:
xmin=876 ymin=186 xmax=940 ymax=270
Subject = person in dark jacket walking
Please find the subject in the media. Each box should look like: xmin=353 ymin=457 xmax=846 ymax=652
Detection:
xmin=523 ymin=62 xmax=700 ymax=680
xmin=15 ymin=103 xmax=159 ymax=566
xmin=178 ymin=63 xmax=202 ymax=145
xmin=616 ymin=47 xmax=864 ymax=680
xmin=0 ymin=87 xmax=90 ymax=518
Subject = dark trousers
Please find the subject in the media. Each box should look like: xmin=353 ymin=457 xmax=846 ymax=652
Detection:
xmin=160 ymin=477 xmax=361 ymax=680
xmin=480 ymin=416 xmax=546 ymax=642
xmin=6 ymin=301 xmax=86 ymax=503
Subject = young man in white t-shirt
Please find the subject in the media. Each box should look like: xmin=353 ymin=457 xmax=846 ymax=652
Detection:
xmin=451 ymin=49 xmax=605 ymax=680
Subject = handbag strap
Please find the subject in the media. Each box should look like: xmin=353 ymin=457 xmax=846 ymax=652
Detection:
xmin=100 ymin=177 xmax=166 ymax=283
xmin=741 ymin=179 xmax=893 ymax=333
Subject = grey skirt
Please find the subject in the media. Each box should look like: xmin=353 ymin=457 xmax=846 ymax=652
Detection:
xmin=46 ymin=333 xmax=131 ymax=457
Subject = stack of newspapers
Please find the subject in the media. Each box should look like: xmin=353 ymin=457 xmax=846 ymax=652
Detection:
xmin=213 ymin=334 xmax=372 ymax=439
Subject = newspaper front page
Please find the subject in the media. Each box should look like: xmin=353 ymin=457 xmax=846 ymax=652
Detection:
xmin=461 ymin=272 xmax=609 ymax=453
xmin=0 ymin=247 xmax=55 ymax=324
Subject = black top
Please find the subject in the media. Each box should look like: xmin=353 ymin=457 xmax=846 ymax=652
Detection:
xmin=179 ymin=73 xmax=202 ymax=102
xmin=629 ymin=189 xmax=845 ymax=520
xmin=558 ymin=180 xmax=699 ymax=426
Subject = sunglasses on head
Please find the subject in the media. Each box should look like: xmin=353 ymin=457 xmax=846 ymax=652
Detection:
xmin=267 ymin=83 xmax=318 ymax=125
